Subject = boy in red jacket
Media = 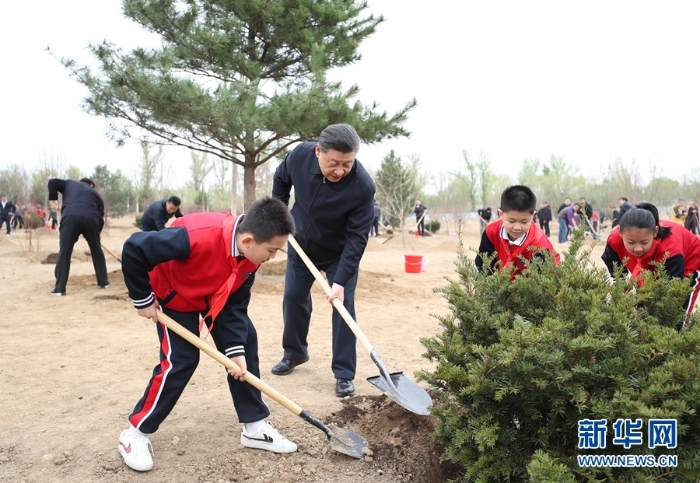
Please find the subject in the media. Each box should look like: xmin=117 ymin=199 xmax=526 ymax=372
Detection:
xmin=476 ymin=185 xmax=560 ymax=277
xmin=118 ymin=197 xmax=297 ymax=472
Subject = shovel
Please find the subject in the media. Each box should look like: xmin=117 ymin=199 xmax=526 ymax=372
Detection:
xmin=155 ymin=311 xmax=368 ymax=459
xmin=287 ymin=237 xmax=432 ymax=416
xmin=100 ymin=243 xmax=122 ymax=263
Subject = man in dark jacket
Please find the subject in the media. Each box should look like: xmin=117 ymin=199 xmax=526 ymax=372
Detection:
xmin=141 ymin=196 xmax=183 ymax=231
xmin=270 ymin=123 xmax=375 ymax=398
xmin=0 ymin=195 xmax=17 ymax=236
xmin=414 ymin=199 xmax=428 ymax=235
xmin=537 ymin=202 xmax=552 ymax=237
xmin=618 ymin=197 xmax=633 ymax=222
xmin=477 ymin=207 xmax=492 ymax=233
xmin=48 ymin=178 xmax=109 ymax=296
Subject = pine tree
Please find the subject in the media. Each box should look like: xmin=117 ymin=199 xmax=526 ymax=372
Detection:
xmin=57 ymin=0 xmax=416 ymax=209
xmin=374 ymin=150 xmax=416 ymax=239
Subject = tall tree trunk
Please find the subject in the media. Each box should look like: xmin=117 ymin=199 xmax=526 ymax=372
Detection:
xmin=243 ymin=151 xmax=257 ymax=212
xmin=230 ymin=163 xmax=238 ymax=215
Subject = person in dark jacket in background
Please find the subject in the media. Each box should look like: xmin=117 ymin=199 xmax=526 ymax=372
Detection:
xmin=11 ymin=204 xmax=24 ymax=230
xmin=370 ymin=199 xmax=381 ymax=237
xmin=537 ymin=201 xmax=552 ymax=237
xmin=477 ymin=207 xmax=492 ymax=233
xmin=270 ymin=123 xmax=375 ymax=398
xmin=141 ymin=196 xmax=183 ymax=231
xmin=618 ymin=197 xmax=633 ymax=222
xmin=118 ymin=197 xmax=298 ymax=472
xmin=48 ymin=178 xmax=109 ymax=295
xmin=0 ymin=194 xmax=16 ymax=236
xmin=414 ymin=199 xmax=428 ymax=236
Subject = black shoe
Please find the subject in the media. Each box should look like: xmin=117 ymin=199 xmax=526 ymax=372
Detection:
xmin=51 ymin=289 xmax=65 ymax=297
xmin=99 ymin=284 xmax=110 ymax=289
xmin=271 ymin=356 xmax=309 ymax=375
xmin=335 ymin=378 xmax=355 ymax=397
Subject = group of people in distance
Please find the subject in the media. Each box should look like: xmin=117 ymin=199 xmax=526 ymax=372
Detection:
xmin=0 ymin=196 xmax=58 ymax=235
xmin=477 ymin=186 xmax=700 ymax=330
xmin=44 ymin=124 xmax=374 ymax=472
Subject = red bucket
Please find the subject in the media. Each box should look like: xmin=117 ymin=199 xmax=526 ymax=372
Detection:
xmin=404 ymin=254 xmax=423 ymax=273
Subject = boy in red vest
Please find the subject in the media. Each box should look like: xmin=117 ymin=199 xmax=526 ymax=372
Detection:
xmin=118 ymin=197 xmax=297 ymax=472
xmin=476 ymin=185 xmax=560 ymax=277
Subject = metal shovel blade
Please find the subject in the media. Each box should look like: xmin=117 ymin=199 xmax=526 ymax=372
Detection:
xmin=299 ymin=410 xmax=368 ymax=459
xmin=327 ymin=424 xmax=369 ymax=458
xmin=367 ymin=371 xmax=433 ymax=416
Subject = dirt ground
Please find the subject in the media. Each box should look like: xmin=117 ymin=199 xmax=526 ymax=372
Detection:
xmin=0 ymin=217 xmax=608 ymax=483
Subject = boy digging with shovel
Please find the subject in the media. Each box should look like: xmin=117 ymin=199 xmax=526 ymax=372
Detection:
xmin=118 ymin=197 xmax=297 ymax=472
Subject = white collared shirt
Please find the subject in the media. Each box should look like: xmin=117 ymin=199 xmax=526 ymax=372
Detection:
xmin=232 ymin=214 xmax=244 ymax=257
xmin=500 ymin=224 xmax=528 ymax=247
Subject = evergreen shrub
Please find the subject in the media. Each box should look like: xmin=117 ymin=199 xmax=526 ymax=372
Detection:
xmin=419 ymin=229 xmax=700 ymax=482
xmin=427 ymin=219 xmax=441 ymax=233
xmin=133 ymin=214 xmax=142 ymax=229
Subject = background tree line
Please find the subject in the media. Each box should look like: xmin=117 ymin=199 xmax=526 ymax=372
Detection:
xmin=3 ymin=148 xmax=697 ymax=228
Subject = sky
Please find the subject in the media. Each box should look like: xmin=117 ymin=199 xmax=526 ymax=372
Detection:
xmin=2 ymin=1 xmax=700 ymax=187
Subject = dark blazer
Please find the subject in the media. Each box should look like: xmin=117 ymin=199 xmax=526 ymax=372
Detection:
xmin=48 ymin=179 xmax=104 ymax=229
xmin=272 ymin=142 xmax=375 ymax=286
xmin=0 ymin=200 xmax=16 ymax=217
xmin=141 ymin=199 xmax=183 ymax=231
xmin=538 ymin=206 xmax=552 ymax=222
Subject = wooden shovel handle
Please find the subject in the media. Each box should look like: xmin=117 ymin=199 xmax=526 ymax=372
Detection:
xmin=155 ymin=311 xmax=303 ymax=417
xmin=100 ymin=243 xmax=122 ymax=262
xmin=414 ymin=210 xmax=427 ymax=231
xmin=287 ymin=236 xmax=374 ymax=354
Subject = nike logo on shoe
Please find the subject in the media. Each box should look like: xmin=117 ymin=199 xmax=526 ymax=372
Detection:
xmin=244 ymin=434 xmax=273 ymax=443
xmin=120 ymin=441 xmax=132 ymax=454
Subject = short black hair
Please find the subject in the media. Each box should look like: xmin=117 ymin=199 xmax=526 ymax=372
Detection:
xmin=318 ymin=123 xmax=361 ymax=154
xmin=238 ymin=197 xmax=296 ymax=242
xmin=620 ymin=197 xmax=628 ymax=202
xmin=80 ymin=178 xmax=95 ymax=188
xmin=500 ymin=185 xmax=537 ymax=213
xmin=620 ymin=202 xmax=671 ymax=239
xmin=167 ymin=196 xmax=181 ymax=206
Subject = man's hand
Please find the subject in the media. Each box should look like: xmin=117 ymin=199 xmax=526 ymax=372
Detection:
xmin=227 ymin=355 xmax=247 ymax=380
xmin=49 ymin=201 xmax=59 ymax=210
xmin=136 ymin=301 xmax=160 ymax=323
xmin=327 ymin=283 xmax=345 ymax=305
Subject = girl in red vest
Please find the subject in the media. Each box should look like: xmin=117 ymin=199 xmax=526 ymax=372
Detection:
xmin=602 ymin=202 xmax=700 ymax=328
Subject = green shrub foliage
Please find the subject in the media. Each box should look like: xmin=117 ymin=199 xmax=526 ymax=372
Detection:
xmin=427 ymin=219 xmax=441 ymax=233
xmin=420 ymin=229 xmax=700 ymax=482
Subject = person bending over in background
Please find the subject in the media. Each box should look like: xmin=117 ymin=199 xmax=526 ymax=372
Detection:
xmin=141 ymin=196 xmax=183 ymax=231
xmin=47 ymin=178 xmax=109 ymax=296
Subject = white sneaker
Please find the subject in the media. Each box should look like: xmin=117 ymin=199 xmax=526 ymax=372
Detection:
xmin=240 ymin=421 xmax=297 ymax=453
xmin=118 ymin=429 xmax=154 ymax=471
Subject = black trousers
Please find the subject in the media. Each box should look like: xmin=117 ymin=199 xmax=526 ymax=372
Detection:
xmin=54 ymin=215 xmax=109 ymax=292
xmin=282 ymin=244 xmax=358 ymax=380
xmin=0 ymin=214 xmax=11 ymax=234
xmin=539 ymin=220 xmax=550 ymax=237
xmin=129 ymin=307 xmax=269 ymax=434
xmin=371 ymin=217 xmax=379 ymax=236
xmin=11 ymin=214 xmax=24 ymax=229
xmin=416 ymin=217 xmax=425 ymax=236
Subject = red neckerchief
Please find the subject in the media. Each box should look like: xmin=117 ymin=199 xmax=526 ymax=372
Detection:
xmin=202 ymin=213 xmax=239 ymax=330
